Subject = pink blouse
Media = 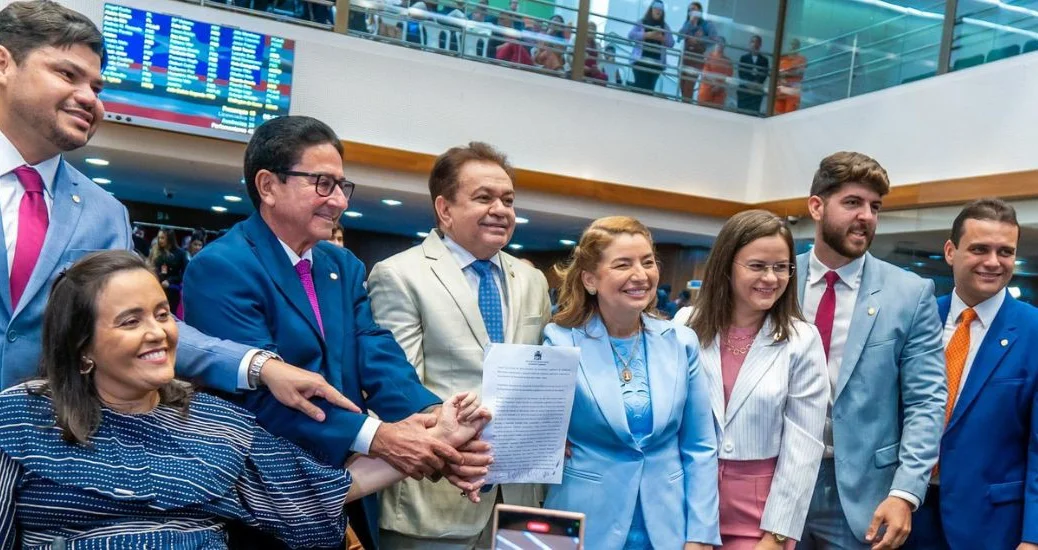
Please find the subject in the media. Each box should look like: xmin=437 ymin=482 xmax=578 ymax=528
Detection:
xmin=719 ymin=325 xmax=760 ymax=405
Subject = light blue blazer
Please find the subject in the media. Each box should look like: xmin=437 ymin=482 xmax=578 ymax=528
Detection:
xmin=0 ymin=160 xmax=248 ymax=391
xmin=796 ymin=252 xmax=946 ymax=541
xmin=543 ymin=314 xmax=721 ymax=549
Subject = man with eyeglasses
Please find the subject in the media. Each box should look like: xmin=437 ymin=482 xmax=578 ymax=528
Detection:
xmin=795 ymin=151 xmax=946 ymax=550
xmin=184 ymin=116 xmax=490 ymax=550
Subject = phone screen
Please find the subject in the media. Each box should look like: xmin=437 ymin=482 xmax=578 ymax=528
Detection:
xmin=493 ymin=508 xmax=582 ymax=550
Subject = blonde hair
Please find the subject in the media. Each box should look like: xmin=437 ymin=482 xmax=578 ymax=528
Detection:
xmin=552 ymin=216 xmax=657 ymax=328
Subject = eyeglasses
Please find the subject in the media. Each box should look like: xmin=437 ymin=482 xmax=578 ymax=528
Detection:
xmin=734 ymin=261 xmax=795 ymax=278
xmin=279 ymin=170 xmax=356 ymax=200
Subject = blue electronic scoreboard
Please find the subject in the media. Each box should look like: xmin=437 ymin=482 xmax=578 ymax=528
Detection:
xmin=100 ymin=3 xmax=295 ymax=140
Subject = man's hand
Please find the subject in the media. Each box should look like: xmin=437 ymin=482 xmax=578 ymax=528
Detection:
xmin=683 ymin=543 xmax=713 ymax=550
xmin=369 ymin=413 xmax=464 ymax=480
xmin=445 ymin=437 xmax=493 ymax=480
xmin=260 ymin=360 xmax=360 ymax=421
xmin=866 ymin=496 xmax=912 ymax=549
xmin=1017 ymin=543 xmax=1038 ymax=550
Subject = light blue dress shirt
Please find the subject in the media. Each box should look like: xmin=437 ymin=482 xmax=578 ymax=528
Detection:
xmin=611 ymin=332 xmax=654 ymax=550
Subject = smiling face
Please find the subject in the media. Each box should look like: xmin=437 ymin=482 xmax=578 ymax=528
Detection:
xmin=581 ymin=233 xmax=659 ymax=322
xmin=809 ymin=182 xmax=882 ymax=264
xmin=436 ymin=160 xmax=516 ymax=260
xmin=731 ymin=234 xmax=792 ymax=321
xmin=0 ymin=43 xmax=104 ymax=163
xmin=85 ymin=268 xmax=178 ymax=405
xmin=945 ymin=218 xmax=1018 ymax=306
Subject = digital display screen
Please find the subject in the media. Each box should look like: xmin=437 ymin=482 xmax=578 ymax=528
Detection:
xmin=100 ymin=3 xmax=294 ymax=140
xmin=494 ymin=509 xmax=582 ymax=550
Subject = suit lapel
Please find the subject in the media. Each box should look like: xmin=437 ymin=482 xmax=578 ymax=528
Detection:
xmin=644 ymin=316 xmax=679 ymax=437
xmin=15 ymin=163 xmax=82 ymax=318
xmin=0 ymin=199 xmax=9 ymax=316
xmin=424 ymin=233 xmax=490 ymax=347
xmin=796 ymin=253 xmax=809 ymax=304
xmin=699 ymin=337 xmax=726 ymax=431
xmin=834 ymin=254 xmax=881 ymax=400
xmin=502 ymin=254 xmax=522 ymax=343
xmin=242 ymin=214 xmax=325 ymax=345
xmin=576 ymin=315 xmax=636 ymax=447
xmin=311 ymin=246 xmax=346 ymax=380
xmin=947 ymin=297 xmax=1017 ymax=431
xmin=724 ymin=320 xmax=783 ymax=422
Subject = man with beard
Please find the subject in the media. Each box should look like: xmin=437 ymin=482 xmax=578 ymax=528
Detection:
xmin=795 ymin=152 xmax=946 ymax=550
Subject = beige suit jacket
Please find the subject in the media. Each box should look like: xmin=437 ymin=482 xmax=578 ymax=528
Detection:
xmin=368 ymin=231 xmax=551 ymax=539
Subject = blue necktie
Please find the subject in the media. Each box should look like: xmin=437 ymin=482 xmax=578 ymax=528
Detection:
xmin=471 ymin=260 xmax=504 ymax=344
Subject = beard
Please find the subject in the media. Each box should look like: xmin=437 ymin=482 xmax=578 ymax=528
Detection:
xmin=13 ymin=98 xmax=93 ymax=154
xmin=820 ymin=215 xmax=873 ymax=260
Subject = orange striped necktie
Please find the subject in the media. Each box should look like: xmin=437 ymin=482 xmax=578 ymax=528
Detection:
xmin=944 ymin=307 xmax=978 ymax=424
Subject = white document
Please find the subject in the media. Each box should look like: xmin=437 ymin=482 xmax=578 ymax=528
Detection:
xmin=481 ymin=343 xmax=580 ymax=485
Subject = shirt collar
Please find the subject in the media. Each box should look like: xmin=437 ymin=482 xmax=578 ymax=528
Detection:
xmin=808 ymin=248 xmax=865 ymax=290
xmin=441 ymin=231 xmax=502 ymax=272
xmin=0 ymin=130 xmax=60 ymax=198
xmin=949 ymin=287 xmax=1006 ymax=329
xmin=278 ymin=238 xmax=314 ymax=266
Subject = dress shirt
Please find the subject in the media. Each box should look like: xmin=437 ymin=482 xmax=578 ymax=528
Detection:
xmin=803 ymin=249 xmax=920 ymax=509
xmin=440 ymin=232 xmax=511 ymax=333
xmin=0 ymin=132 xmax=59 ymax=274
xmin=277 ymin=239 xmax=379 ymax=455
xmin=942 ymin=287 xmax=1005 ymax=397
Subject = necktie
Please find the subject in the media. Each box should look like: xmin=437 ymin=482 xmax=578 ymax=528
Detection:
xmin=471 ymin=260 xmax=504 ymax=343
xmin=295 ymin=259 xmax=325 ymax=338
xmin=943 ymin=307 xmax=977 ymax=423
xmin=10 ymin=166 xmax=49 ymax=308
xmin=814 ymin=271 xmax=840 ymax=360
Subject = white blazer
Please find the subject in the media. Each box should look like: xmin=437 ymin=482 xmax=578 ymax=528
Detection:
xmin=674 ymin=308 xmax=828 ymax=539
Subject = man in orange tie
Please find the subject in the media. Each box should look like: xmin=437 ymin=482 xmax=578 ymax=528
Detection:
xmin=904 ymin=198 xmax=1038 ymax=550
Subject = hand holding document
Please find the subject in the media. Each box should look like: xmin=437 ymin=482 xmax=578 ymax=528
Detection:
xmin=481 ymin=343 xmax=580 ymax=485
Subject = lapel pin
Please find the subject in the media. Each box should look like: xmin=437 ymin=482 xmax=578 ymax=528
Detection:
xmin=868 ymin=307 xmax=876 ymax=316
xmin=72 ymin=194 xmax=81 ymax=203
xmin=1001 ymin=339 xmax=1008 ymax=347
xmin=330 ymin=273 xmax=338 ymax=280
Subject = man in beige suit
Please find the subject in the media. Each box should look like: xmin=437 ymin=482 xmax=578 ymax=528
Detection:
xmin=369 ymin=142 xmax=551 ymax=549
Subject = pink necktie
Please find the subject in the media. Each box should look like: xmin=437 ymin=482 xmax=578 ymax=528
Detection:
xmin=295 ymin=259 xmax=325 ymax=337
xmin=10 ymin=166 xmax=49 ymax=308
xmin=814 ymin=271 xmax=840 ymax=360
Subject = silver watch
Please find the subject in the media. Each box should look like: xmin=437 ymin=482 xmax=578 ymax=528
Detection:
xmin=248 ymin=350 xmax=281 ymax=389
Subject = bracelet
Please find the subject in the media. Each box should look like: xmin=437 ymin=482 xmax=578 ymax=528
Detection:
xmin=247 ymin=350 xmax=281 ymax=389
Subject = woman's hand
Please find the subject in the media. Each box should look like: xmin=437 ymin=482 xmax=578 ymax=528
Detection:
xmin=753 ymin=534 xmax=785 ymax=550
xmin=430 ymin=392 xmax=492 ymax=449
xmin=683 ymin=543 xmax=713 ymax=550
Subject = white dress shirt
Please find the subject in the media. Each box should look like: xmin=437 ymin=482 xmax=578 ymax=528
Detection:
xmin=0 ymin=131 xmax=60 ymax=274
xmin=277 ymin=239 xmax=380 ymax=455
xmin=943 ymin=287 xmax=1005 ymax=398
xmin=440 ymin=232 xmax=511 ymax=334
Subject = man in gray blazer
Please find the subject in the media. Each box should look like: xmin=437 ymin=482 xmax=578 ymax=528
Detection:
xmin=368 ymin=142 xmax=551 ymax=549
xmin=796 ymin=152 xmax=946 ymax=550
xmin=0 ymin=0 xmax=351 ymax=419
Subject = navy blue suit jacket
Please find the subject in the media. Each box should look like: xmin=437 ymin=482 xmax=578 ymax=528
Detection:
xmin=183 ymin=213 xmax=440 ymax=543
xmin=934 ymin=292 xmax=1038 ymax=548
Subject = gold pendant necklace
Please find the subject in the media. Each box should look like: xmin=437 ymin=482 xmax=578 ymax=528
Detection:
xmin=610 ymin=331 xmax=643 ymax=384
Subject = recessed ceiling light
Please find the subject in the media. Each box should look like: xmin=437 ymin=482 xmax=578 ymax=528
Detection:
xmin=912 ymin=261 xmax=925 ymax=267
xmin=381 ymin=199 xmax=402 ymax=206
xmin=224 ymin=195 xmax=242 ymax=202
xmin=85 ymin=158 xmax=109 ymax=166
xmin=1008 ymin=286 xmax=1022 ymax=298
xmin=91 ymin=177 xmax=111 ymax=185
xmin=240 ymin=177 xmax=246 ymax=185
xmin=559 ymin=239 xmax=576 ymax=246
xmin=928 ymin=254 xmax=943 ymax=260
xmin=508 ymin=243 xmax=523 ymax=250
xmin=1016 ymin=259 xmax=1027 ymax=265
xmin=344 ymin=211 xmax=362 ymax=218
xmin=416 ymin=231 xmax=430 ymax=238
xmin=211 ymin=206 xmax=228 ymax=213
xmin=515 ymin=216 xmax=529 ymax=224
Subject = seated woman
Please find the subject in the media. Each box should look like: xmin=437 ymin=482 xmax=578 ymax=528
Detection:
xmin=0 ymin=251 xmax=489 ymax=549
xmin=543 ymin=216 xmax=720 ymax=550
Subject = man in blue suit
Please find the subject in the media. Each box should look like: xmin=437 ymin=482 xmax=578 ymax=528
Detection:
xmin=796 ymin=152 xmax=946 ymax=550
xmin=905 ymin=199 xmax=1038 ymax=550
xmin=0 ymin=0 xmax=354 ymax=419
xmin=184 ymin=116 xmax=488 ymax=550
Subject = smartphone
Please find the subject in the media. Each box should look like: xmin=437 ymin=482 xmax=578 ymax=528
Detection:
xmin=491 ymin=504 xmax=585 ymax=550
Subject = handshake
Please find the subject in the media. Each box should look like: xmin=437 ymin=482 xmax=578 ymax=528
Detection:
xmin=369 ymin=392 xmax=494 ymax=503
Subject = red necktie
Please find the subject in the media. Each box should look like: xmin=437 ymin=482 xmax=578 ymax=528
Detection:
xmin=10 ymin=166 xmax=49 ymax=308
xmin=814 ymin=271 xmax=840 ymax=359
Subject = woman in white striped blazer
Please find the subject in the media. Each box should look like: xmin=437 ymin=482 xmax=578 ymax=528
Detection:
xmin=674 ymin=210 xmax=828 ymax=549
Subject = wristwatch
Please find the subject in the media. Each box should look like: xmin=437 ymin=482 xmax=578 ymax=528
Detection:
xmin=771 ymin=532 xmax=789 ymax=543
xmin=247 ymin=350 xmax=281 ymax=389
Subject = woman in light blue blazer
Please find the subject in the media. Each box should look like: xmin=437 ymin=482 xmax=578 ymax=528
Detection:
xmin=543 ymin=216 xmax=720 ymax=550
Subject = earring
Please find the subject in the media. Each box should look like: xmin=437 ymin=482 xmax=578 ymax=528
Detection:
xmin=80 ymin=357 xmax=95 ymax=375
xmin=587 ymin=288 xmax=597 ymax=296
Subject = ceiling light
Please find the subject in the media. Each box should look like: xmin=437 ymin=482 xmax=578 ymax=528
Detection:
xmin=240 ymin=177 xmax=246 ymax=185
xmin=211 ymin=206 xmax=228 ymax=213
xmin=515 ymin=216 xmax=529 ymax=224
xmin=416 ymin=231 xmax=430 ymax=238
xmin=344 ymin=211 xmax=362 ymax=218
xmin=381 ymin=199 xmax=403 ymax=206
xmin=91 ymin=177 xmax=111 ymax=185
xmin=223 ymin=195 xmax=242 ymax=202
xmin=1008 ymin=286 xmax=1022 ymax=299
xmin=912 ymin=261 xmax=926 ymax=267
xmin=85 ymin=158 xmax=109 ymax=166
xmin=928 ymin=254 xmax=943 ymax=260
xmin=1016 ymin=259 xmax=1027 ymax=265
xmin=559 ymin=239 xmax=576 ymax=246
xmin=508 ymin=243 xmax=523 ymax=250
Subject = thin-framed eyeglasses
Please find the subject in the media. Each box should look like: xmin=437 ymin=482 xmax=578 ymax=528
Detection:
xmin=279 ymin=170 xmax=356 ymax=200
xmin=734 ymin=261 xmax=795 ymax=278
